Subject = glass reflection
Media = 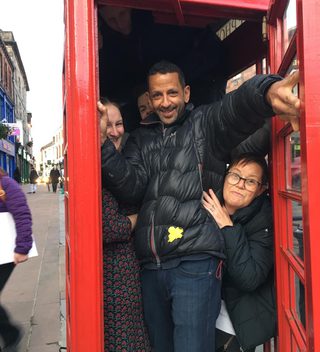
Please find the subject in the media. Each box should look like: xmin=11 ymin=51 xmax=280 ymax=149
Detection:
xmin=295 ymin=273 xmax=306 ymax=328
xmin=285 ymin=132 xmax=301 ymax=191
xmin=283 ymin=0 xmax=297 ymax=52
xmin=290 ymin=200 xmax=303 ymax=260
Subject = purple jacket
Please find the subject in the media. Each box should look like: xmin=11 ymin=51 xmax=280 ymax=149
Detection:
xmin=0 ymin=175 xmax=33 ymax=254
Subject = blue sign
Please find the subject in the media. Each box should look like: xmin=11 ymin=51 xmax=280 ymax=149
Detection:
xmin=0 ymin=139 xmax=15 ymax=156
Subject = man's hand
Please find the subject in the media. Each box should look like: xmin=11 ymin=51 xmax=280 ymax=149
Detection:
xmin=266 ymin=71 xmax=300 ymax=131
xmin=97 ymin=101 xmax=108 ymax=145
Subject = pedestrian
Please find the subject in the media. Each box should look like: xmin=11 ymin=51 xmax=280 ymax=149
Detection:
xmin=49 ymin=166 xmax=61 ymax=193
xmin=202 ymin=153 xmax=276 ymax=351
xmin=13 ymin=167 xmax=21 ymax=184
xmin=28 ymin=166 xmax=38 ymax=194
xmin=99 ymin=61 xmax=300 ymax=351
xmin=100 ymin=99 xmax=151 ymax=351
xmin=0 ymin=167 xmax=33 ymax=351
xmin=46 ymin=176 xmax=51 ymax=192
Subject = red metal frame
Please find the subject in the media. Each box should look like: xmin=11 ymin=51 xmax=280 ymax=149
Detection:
xmin=296 ymin=1 xmax=320 ymax=350
xmin=98 ymin=0 xmax=269 ymax=21
xmin=269 ymin=0 xmax=320 ymax=351
xmin=63 ymin=0 xmax=320 ymax=350
xmin=64 ymin=0 xmax=104 ymax=351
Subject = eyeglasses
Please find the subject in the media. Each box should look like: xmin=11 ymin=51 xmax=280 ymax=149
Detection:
xmin=226 ymin=172 xmax=262 ymax=191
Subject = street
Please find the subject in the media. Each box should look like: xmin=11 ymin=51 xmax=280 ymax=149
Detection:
xmin=1 ymin=183 xmax=65 ymax=352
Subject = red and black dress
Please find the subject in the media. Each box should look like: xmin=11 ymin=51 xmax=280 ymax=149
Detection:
xmin=102 ymin=189 xmax=150 ymax=352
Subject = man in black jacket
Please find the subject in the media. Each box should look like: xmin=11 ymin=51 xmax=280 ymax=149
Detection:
xmin=100 ymin=61 xmax=300 ymax=352
xmin=49 ymin=166 xmax=61 ymax=193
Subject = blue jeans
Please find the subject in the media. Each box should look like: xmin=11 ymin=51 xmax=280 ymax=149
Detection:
xmin=141 ymin=257 xmax=222 ymax=352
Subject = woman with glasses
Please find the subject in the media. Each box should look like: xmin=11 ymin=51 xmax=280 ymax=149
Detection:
xmin=202 ymin=153 xmax=276 ymax=352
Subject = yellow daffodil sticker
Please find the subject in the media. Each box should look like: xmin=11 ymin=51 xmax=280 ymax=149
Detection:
xmin=168 ymin=226 xmax=184 ymax=243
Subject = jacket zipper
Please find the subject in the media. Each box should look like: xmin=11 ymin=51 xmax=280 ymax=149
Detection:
xmin=149 ymin=125 xmax=166 ymax=267
xmin=150 ymin=212 xmax=161 ymax=267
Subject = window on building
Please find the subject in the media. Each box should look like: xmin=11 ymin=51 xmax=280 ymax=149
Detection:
xmin=4 ymin=62 xmax=7 ymax=89
xmin=0 ymin=53 xmax=2 ymax=82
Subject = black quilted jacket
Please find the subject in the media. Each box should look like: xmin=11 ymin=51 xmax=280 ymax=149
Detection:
xmin=221 ymin=193 xmax=276 ymax=350
xmin=101 ymin=74 xmax=281 ymax=264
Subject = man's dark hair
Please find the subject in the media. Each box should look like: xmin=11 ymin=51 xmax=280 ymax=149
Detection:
xmin=148 ymin=60 xmax=186 ymax=88
xmin=132 ymin=83 xmax=148 ymax=101
xmin=227 ymin=153 xmax=269 ymax=185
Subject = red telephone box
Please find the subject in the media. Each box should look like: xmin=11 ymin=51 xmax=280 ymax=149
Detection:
xmin=63 ymin=1 xmax=320 ymax=351
xmin=268 ymin=1 xmax=320 ymax=351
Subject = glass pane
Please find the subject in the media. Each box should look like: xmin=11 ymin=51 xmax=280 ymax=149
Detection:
xmin=226 ymin=64 xmax=256 ymax=93
xmin=286 ymin=55 xmax=298 ymax=76
xmin=294 ymin=273 xmax=306 ymax=328
xmin=283 ymin=0 xmax=297 ymax=52
xmin=285 ymin=132 xmax=301 ymax=191
xmin=290 ymin=200 xmax=303 ymax=260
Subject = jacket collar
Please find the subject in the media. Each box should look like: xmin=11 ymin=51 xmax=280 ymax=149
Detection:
xmin=231 ymin=192 xmax=267 ymax=224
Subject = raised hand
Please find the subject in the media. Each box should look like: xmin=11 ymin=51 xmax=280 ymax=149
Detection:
xmin=266 ymin=70 xmax=300 ymax=131
xmin=97 ymin=101 xmax=109 ymax=145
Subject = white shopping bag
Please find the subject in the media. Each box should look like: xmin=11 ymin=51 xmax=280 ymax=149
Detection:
xmin=0 ymin=212 xmax=38 ymax=265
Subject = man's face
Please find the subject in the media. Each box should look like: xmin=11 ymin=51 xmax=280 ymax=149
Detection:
xmin=148 ymin=72 xmax=190 ymax=125
xmin=137 ymin=92 xmax=153 ymax=120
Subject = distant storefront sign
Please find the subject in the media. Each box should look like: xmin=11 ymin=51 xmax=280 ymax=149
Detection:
xmin=0 ymin=139 xmax=15 ymax=156
xmin=3 ymin=123 xmax=21 ymax=136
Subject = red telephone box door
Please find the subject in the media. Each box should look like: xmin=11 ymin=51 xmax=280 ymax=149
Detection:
xmin=268 ymin=0 xmax=320 ymax=351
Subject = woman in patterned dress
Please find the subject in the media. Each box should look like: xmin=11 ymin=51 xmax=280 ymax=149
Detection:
xmin=100 ymin=99 xmax=151 ymax=352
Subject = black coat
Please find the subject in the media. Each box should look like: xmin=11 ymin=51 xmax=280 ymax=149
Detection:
xmin=29 ymin=169 xmax=38 ymax=184
xmin=221 ymin=193 xmax=276 ymax=350
xmin=50 ymin=169 xmax=60 ymax=183
xmin=101 ymin=74 xmax=280 ymax=265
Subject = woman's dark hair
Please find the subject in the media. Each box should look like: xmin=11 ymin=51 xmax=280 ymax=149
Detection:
xmin=227 ymin=153 xmax=269 ymax=185
xmin=148 ymin=60 xmax=186 ymax=88
xmin=0 ymin=167 xmax=8 ymax=177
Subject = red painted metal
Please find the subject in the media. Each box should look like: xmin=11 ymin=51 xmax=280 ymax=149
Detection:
xmin=170 ymin=0 xmax=185 ymax=25
xmin=277 ymin=30 xmax=296 ymax=76
xmin=268 ymin=0 xmax=287 ymax=24
xmin=64 ymin=0 xmax=104 ymax=351
xmin=296 ymin=0 xmax=320 ymax=350
xmin=269 ymin=0 xmax=320 ymax=351
xmin=98 ymin=0 xmax=268 ymax=21
xmin=63 ymin=0 xmax=320 ymax=351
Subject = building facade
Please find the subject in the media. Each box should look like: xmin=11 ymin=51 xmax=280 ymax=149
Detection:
xmin=0 ymin=30 xmax=32 ymax=182
xmin=39 ymin=125 xmax=64 ymax=181
xmin=0 ymin=31 xmax=15 ymax=177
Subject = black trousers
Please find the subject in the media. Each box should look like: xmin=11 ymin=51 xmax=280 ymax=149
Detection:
xmin=215 ymin=329 xmax=256 ymax=352
xmin=52 ymin=182 xmax=58 ymax=193
xmin=0 ymin=263 xmax=20 ymax=346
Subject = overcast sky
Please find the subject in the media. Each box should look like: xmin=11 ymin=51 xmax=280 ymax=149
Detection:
xmin=0 ymin=0 xmax=64 ymax=155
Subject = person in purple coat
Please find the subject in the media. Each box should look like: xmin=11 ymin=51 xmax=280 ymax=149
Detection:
xmin=0 ymin=167 xmax=33 ymax=351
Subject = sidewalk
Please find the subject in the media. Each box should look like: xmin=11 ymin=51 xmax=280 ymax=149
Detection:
xmin=1 ymin=183 xmax=66 ymax=352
